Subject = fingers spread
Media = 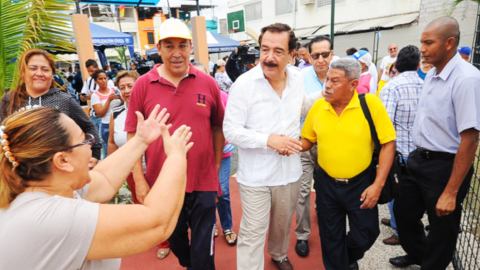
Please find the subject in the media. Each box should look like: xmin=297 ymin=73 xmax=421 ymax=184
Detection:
xmin=149 ymin=104 xmax=161 ymax=120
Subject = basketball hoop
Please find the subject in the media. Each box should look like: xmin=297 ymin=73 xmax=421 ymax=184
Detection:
xmin=227 ymin=29 xmax=238 ymax=34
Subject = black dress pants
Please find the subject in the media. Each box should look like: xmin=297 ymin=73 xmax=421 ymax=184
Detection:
xmin=314 ymin=167 xmax=379 ymax=270
xmin=168 ymin=191 xmax=217 ymax=270
xmin=394 ymin=150 xmax=473 ymax=270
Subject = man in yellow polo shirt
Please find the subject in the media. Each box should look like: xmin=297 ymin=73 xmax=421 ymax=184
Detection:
xmin=299 ymin=58 xmax=396 ymax=270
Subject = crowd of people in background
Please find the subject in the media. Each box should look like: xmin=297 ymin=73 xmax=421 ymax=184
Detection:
xmin=0 ymin=15 xmax=479 ymax=270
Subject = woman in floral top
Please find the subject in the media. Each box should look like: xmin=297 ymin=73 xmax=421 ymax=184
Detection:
xmin=214 ymin=59 xmax=233 ymax=93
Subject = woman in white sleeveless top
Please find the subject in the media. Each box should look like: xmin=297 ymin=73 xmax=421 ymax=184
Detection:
xmin=107 ymin=71 xmax=172 ymax=260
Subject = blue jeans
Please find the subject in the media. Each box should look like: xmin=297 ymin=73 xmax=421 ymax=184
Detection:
xmin=216 ymin=156 xmax=233 ymax=230
xmin=388 ymin=157 xmax=408 ymax=236
xmin=90 ymin=115 xmax=102 ymax=135
xmin=101 ymin=123 xmax=109 ymax=159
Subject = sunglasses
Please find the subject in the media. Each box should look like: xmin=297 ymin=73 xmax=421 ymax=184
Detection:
xmin=66 ymin=133 xmax=95 ymax=150
xmin=389 ymin=47 xmax=398 ymax=51
xmin=311 ymin=51 xmax=332 ymax=60
xmin=391 ymin=69 xmax=398 ymax=74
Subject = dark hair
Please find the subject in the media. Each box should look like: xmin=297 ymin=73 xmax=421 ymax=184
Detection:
xmin=346 ymin=47 xmax=357 ymax=56
xmin=0 ymin=107 xmax=71 ymax=207
xmin=92 ymin=70 xmax=107 ymax=81
xmin=300 ymin=43 xmax=309 ymax=49
xmin=67 ymin=75 xmax=74 ymax=83
xmin=359 ymin=47 xmax=369 ymax=52
xmin=396 ymin=45 xmax=421 ymax=73
xmin=85 ymin=59 xmax=98 ymax=69
xmin=2 ymin=49 xmax=57 ymax=119
xmin=222 ymin=56 xmax=228 ymax=61
xmin=309 ymin=35 xmax=333 ymax=54
xmin=258 ymin=23 xmax=297 ymax=53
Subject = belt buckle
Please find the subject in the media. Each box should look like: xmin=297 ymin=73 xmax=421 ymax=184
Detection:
xmin=334 ymin=178 xmax=349 ymax=184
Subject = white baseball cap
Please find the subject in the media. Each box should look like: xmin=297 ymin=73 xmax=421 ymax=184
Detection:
xmin=157 ymin=19 xmax=192 ymax=42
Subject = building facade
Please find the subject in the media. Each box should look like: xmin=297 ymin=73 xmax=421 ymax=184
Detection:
xmin=226 ymin=0 xmax=477 ymax=64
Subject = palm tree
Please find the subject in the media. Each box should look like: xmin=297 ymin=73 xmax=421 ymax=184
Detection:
xmin=0 ymin=0 xmax=75 ymax=93
xmin=448 ymin=0 xmax=480 ymax=15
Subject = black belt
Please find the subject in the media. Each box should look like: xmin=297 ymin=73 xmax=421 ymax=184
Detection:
xmin=321 ymin=167 xmax=371 ymax=185
xmin=416 ymin=148 xmax=455 ymax=160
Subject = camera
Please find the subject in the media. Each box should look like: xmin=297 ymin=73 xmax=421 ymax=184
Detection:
xmin=237 ymin=44 xmax=259 ymax=65
xmin=132 ymin=52 xmax=155 ymax=75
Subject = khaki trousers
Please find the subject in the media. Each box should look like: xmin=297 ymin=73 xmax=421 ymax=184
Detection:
xmin=295 ymin=145 xmax=318 ymax=240
xmin=237 ymin=180 xmax=301 ymax=270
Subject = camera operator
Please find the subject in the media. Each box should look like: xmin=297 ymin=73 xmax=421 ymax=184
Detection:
xmin=132 ymin=52 xmax=155 ymax=75
xmin=226 ymin=41 xmax=259 ymax=82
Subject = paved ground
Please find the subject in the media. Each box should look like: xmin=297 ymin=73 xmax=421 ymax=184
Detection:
xmin=120 ymin=151 xmax=453 ymax=269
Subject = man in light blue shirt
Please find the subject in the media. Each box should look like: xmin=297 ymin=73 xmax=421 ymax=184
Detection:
xmin=294 ymin=35 xmax=330 ymax=258
xmin=390 ymin=17 xmax=480 ymax=269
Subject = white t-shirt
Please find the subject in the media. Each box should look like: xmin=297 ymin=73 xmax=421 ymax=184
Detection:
xmin=379 ymin=55 xmax=397 ymax=82
xmin=368 ymin=64 xmax=378 ymax=95
xmin=91 ymin=88 xmax=121 ymax=124
xmin=0 ymin=185 xmax=121 ymax=270
xmin=81 ymin=77 xmax=116 ymax=95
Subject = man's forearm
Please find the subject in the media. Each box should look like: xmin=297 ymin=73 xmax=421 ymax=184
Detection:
xmin=444 ymin=129 xmax=479 ymax=195
xmin=299 ymin=138 xmax=314 ymax=152
xmin=213 ymin=127 xmax=225 ymax=174
xmin=374 ymin=141 xmax=396 ymax=186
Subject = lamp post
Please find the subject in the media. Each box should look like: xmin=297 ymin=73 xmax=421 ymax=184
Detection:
xmin=330 ymin=0 xmax=335 ymax=45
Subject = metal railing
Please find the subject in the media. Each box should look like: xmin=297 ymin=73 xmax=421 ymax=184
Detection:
xmin=453 ymin=4 xmax=480 ymax=270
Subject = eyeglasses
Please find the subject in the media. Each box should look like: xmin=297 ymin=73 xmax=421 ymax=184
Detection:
xmin=119 ymin=84 xmax=134 ymax=91
xmin=311 ymin=51 xmax=332 ymax=60
xmin=389 ymin=47 xmax=398 ymax=51
xmin=391 ymin=69 xmax=398 ymax=75
xmin=66 ymin=133 xmax=95 ymax=150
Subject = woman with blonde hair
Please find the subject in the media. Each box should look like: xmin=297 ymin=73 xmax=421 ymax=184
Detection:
xmin=0 ymin=49 xmax=102 ymax=168
xmin=0 ymin=106 xmax=193 ymax=269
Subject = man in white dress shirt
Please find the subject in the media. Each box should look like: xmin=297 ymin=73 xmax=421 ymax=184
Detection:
xmin=223 ymin=23 xmax=322 ymax=270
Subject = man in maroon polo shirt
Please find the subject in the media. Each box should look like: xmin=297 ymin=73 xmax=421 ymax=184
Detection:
xmin=125 ymin=18 xmax=225 ymax=270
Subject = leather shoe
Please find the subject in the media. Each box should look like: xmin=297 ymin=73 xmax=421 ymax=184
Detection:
xmin=383 ymin=234 xmax=400 ymax=245
xmin=381 ymin=218 xmax=391 ymax=227
xmin=389 ymin=255 xmax=421 ymax=267
xmin=295 ymin=240 xmax=309 ymax=257
xmin=349 ymin=261 xmax=359 ymax=270
xmin=272 ymin=257 xmax=294 ymax=270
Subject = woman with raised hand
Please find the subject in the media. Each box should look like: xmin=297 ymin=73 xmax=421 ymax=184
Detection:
xmin=0 ymin=49 xmax=102 ymax=168
xmin=0 ymin=105 xmax=193 ymax=270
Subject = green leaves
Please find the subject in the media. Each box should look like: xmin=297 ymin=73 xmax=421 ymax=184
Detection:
xmin=448 ymin=0 xmax=480 ymax=16
xmin=0 ymin=0 xmax=76 ymax=94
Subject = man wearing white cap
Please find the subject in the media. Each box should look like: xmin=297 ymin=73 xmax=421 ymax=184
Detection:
xmin=125 ymin=18 xmax=225 ymax=270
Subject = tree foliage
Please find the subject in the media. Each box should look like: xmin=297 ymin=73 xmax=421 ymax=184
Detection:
xmin=0 ymin=0 xmax=75 ymax=93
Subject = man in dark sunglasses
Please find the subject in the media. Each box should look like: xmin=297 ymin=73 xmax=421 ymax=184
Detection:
xmin=377 ymin=43 xmax=398 ymax=96
xmin=294 ymin=35 xmax=333 ymax=258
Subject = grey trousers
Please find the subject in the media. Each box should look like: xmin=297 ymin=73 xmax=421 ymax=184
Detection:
xmin=295 ymin=144 xmax=318 ymax=240
xmin=237 ymin=180 xmax=301 ymax=270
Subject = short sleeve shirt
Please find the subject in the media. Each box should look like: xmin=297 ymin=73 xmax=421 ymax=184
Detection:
xmin=0 ymin=187 xmax=121 ymax=270
xmin=125 ymin=63 xmax=225 ymax=192
xmin=357 ymin=72 xmax=372 ymax=94
xmin=380 ymin=56 xmax=397 ymax=82
xmin=413 ymin=53 xmax=480 ymax=153
xmin=91 ymin=88 xmax=120 ymax=123
xmin=302 ymin=92 xmax=396 ymax=178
